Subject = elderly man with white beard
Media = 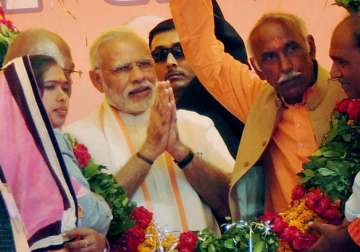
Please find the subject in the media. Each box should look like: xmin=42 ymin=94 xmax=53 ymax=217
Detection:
xmin=66 ymin=27 xmax=234 ymax=233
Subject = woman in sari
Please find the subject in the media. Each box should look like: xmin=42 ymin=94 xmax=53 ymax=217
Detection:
xmin=30 ymin=54 xmax=112 ymax=252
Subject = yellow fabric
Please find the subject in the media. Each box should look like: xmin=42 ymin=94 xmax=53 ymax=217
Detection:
xmin=170 ymin=0 xmax=346 ymax=217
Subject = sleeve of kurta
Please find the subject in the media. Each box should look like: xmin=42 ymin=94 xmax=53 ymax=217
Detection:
xmin=348 ymin=218 xmax=360 ymax=247
xmin=170 ymin=0 xmax=267 ymax=123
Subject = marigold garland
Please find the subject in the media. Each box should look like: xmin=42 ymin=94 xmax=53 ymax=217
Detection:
xmin=68 ymin=96 xmax=360 ymax=252
xmin=265 ymin=98 xmax=360 ymax=251
xmin=68 ymin=134 xmax=279 ymax=251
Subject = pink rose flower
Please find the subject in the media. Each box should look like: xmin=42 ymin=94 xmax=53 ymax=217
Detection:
xmin=292 ymin=185 xmax=306 ymax=201
xmin=73 ymin=144 xmax=91 ymax=168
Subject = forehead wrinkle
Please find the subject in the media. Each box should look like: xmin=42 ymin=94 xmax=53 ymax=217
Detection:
xmin=254 ymin=23 xmax=305 ymax=57
xmin=250 ymin=19 xmax=306 ymax=56
xmin=99 ymin=39 xmax=152 ymax=68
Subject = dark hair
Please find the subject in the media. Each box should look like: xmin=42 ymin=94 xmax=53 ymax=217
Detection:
xmin=29 ymin=54 xmax=58 ymax=95
xmin=148 ymin=18 xmax=175 ymax=48
xmin=148 ymin=12 xmax=249 ymax=65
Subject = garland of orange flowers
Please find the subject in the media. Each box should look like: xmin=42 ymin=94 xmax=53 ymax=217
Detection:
xmin=263 ymin=186 xmax=340 ymax=251
xmin=264 ymin=98 xmax=360 ymax=252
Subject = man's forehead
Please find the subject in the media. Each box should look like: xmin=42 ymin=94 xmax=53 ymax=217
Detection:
xmin=99 ymin=37 xmax=151 ymax=66
xmin=252 ymin=21 xmax=305 ymax=53
xmin=330 ymin=28 xmax=357 ymax=58
xmin=332 ymin=23 xmax=355 ymax=48
xmin=150 ymin=29 xmax=179 ymax=49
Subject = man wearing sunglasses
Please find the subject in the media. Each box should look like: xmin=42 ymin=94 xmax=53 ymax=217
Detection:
xmin=149 ymin=31 xmax=194 ymax=100
xmin=149 ymin=0 xmax=249 ymax=159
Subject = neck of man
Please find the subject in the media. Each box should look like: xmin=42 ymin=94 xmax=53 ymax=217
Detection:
xmin=173 ymin=86 xmax=185 ymax=102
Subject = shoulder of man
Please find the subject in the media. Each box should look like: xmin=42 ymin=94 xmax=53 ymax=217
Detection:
xmin=65 ymin=110 xmax=100 ymax=136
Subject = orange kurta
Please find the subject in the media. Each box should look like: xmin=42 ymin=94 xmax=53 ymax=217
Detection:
xmin=170 ymin=0 xmax=330 ymax=213
xmin=349 ymin=218 xmax=360 ymax=247
xmin=265 ymin=102 xmax=317 ymax=211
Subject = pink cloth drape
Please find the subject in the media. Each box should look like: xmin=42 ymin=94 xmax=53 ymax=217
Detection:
xmin=0 ymin=57 xmax=77 ymax=251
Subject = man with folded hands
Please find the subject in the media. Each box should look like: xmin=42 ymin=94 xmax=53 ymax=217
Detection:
xmin=66 ymin=27 xmax=234 ymax=232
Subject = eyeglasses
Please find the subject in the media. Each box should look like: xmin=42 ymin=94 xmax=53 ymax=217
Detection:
xmin=63 ymin=68 xmax=82 ymax=82
xmin=94 ymin=59 xmax=154 ymax=76
xmin=151 ymin=43 xmax=184 ymax=63
xmin=63 ymin=68 xmax=82 ymax=78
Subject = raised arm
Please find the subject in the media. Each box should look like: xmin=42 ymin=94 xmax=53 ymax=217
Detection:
xmin=170 ymin=0 xmax=266 ymax=122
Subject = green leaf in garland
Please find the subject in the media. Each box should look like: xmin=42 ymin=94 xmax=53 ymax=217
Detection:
xmin=317 ymin=168 xmax=336 ymax=176
xmin=66 ymin=134 xmax=136 ymax=243
xmin=82 ymin=160 xmax=99 ymax=178
xmin=223 ymin=239 xmax=234 ymax=249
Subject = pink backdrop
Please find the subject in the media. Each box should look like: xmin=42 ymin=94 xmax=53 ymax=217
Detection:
xmin=4 ymin=0 xmax=348 ymax=124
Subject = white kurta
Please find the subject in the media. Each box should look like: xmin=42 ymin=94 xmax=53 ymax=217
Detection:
xmin=345 ymin=172 xmax=360 ymax=221
xmin=65 ymin=101 xmax=234 ymax=232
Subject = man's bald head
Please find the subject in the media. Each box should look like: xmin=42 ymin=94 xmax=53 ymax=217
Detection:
xmin=4 ymin=28 xmax=74 ymax=71
xmin=330 ymin=15 xmax=360 ymax=98
xmin=333 ymin=15 xmax=360 ymax=51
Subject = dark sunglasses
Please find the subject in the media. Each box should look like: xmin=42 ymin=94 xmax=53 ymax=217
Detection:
xmin=151 ymin=43 xmax=185 ymax=63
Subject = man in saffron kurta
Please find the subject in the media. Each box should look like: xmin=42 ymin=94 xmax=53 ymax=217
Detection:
xmin=66 ymin=27 xmax=234 ymax=232
xmin=170 ymin=0 xmax=346 ymax=218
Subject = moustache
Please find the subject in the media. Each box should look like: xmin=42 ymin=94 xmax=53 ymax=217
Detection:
xmin=277 ymin=71 xmax=302 ymax=85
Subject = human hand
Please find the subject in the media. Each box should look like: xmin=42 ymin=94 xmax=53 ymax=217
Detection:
xmin=165 ymin=87 xmax=189 ymax=161
xmin=140 ymin=81 xmax=173 ymax=161
xmin=64 ymin=228 xmax=107 ymax=252
xmin=305 ymin=223 xmax=351 ymax=252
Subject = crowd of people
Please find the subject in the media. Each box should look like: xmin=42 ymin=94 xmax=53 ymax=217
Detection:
xmin=1 ymin=0 xmax=360 ymax=251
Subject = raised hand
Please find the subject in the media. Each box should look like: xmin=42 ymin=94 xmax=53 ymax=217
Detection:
xmin=139 ymin=81 xmax=173 ymax=162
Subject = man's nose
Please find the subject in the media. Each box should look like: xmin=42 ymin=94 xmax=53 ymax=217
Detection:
xmin=330 ymin=63 xmax=341 ymax=80
xmin=130 ymin=65 xmax=146 ymax=83
xmin=279 ymin=54 xmax=293 ymax=74
xmin=166 ymin=53 xmax=178 ymax=68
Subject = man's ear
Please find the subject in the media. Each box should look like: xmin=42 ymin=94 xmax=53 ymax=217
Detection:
xmin=250 ymin=57 xmax=265 ymax=80
xmin=89 ymin=69 xmax=104 ymax=93
xmin=306 ymin=35 xmax=316 ymax=59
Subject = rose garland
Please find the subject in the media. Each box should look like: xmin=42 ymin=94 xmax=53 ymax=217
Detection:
xmin=68 ymin=135 xmax=203 ymax=251
xmin=263 ymin=98 xmax=360 ymax=251
xmin=0 ymin=7 xmax=18 ymax=67
xmin=299 ymin=99 xmax=360 ymax=205
xmin=67 ymin=134 xmax=279 ymax=251
xmin=67 ymin=135 xmax=136 ymax=245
